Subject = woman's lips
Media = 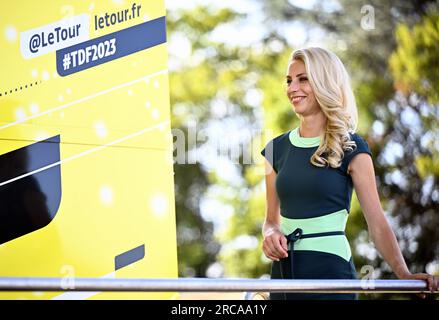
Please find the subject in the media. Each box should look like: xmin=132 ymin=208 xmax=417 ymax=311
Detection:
xmin=292 ymin=96 xmax=306 ymax=104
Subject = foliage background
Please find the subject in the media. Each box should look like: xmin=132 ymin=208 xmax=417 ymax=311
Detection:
xmin=166 ymin=0 xmax=439 ymax=299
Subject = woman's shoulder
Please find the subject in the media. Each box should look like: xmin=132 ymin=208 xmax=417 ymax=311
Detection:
xmin=344 ymin=131 xmax=372 ymax=157
xmin=347 ymin=131 xmax=369 ymax=149
xmin=261 ymin=130 xmax=291 ymax=171
xmin=272 ymin=131 xmax=291 ymax=144
xmin=339 ymin=131 xmax=372 ymax=172
xmin=261 ymin=130 xmax=291 ymax=157
xmin=263 ymin=130 xmax=291 ymax=147
xmin=348 ymin=131 xmax=367 ymax=142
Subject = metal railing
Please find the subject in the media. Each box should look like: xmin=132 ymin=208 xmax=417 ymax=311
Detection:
xmin=0 ymin=277 xmax=436 ymax=295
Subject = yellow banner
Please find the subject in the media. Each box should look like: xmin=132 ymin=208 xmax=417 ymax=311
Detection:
xmin=0 ymin=0 xmax=177 ymax=299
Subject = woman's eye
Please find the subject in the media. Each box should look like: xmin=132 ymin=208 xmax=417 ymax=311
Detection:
xmin=286 ymin=79 xmax=292 ymax=85
xmin=299 ymin=77 xmax=308 ymax=82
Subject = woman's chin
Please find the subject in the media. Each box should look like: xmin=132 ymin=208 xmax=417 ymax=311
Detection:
xmin=292 ymin=104 xmax=306 ymax=115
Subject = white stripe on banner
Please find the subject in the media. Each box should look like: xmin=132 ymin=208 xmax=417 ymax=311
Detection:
xmin=0 ymin=120 xmax=170 ymax=187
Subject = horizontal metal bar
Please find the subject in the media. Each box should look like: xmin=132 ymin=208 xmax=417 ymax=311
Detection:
xmin=0 ymin=277 xmax=436 ymax=293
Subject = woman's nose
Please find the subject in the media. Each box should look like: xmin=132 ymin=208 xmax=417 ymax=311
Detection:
xmin=287 ymin=80 xmax=300 ymax=93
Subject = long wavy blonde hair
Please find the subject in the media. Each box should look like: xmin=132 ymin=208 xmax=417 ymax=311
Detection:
xmin=291 ymin=47 xmax=358 ymax=168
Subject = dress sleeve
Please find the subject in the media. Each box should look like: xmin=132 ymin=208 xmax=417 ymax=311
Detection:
xmin=340 ymin=134 xmax=372 ymax=173
xmin=261 ymin=139 xmax=277 ymax=173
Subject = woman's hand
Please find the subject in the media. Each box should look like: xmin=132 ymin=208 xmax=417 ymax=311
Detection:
xmin=262 ymin=227 xmax=289 ymax=261
xmin=399 ymin=272 xmax=439 ymax=298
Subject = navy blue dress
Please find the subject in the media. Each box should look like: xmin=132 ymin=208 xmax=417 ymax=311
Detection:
xmin=261 ymin=127 xmax=372 ymax=300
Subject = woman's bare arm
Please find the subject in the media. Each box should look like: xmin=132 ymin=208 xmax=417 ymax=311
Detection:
xmin=349 ymin=153 xmax=410 ymax=277
xmin=349 ymin=153 xmax=438 ymax=292
xmin=262 ymin=160 xmax=281 ymax=234
xmin=262 ymin=159 xmax=288 ymax=261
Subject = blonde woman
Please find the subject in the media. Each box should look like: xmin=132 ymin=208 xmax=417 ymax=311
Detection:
xmin=261 ymin=47 xmax=439 ymax=300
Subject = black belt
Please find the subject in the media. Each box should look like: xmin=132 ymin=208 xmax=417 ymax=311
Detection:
xmin=280 ymin=228 xmax=345 ymax=279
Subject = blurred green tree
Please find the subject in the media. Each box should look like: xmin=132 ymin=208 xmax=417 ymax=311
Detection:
xmin=168 ymin=6 xmax=262 ymax=277
xmin=167 ymin=2 xmax=439 ymax=302
xmin=219 ymin=0 xmax=439 ymax=300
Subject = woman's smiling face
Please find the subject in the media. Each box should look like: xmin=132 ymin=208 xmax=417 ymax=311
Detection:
xmin=286 ymin=59 xmax=321 ymax=117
